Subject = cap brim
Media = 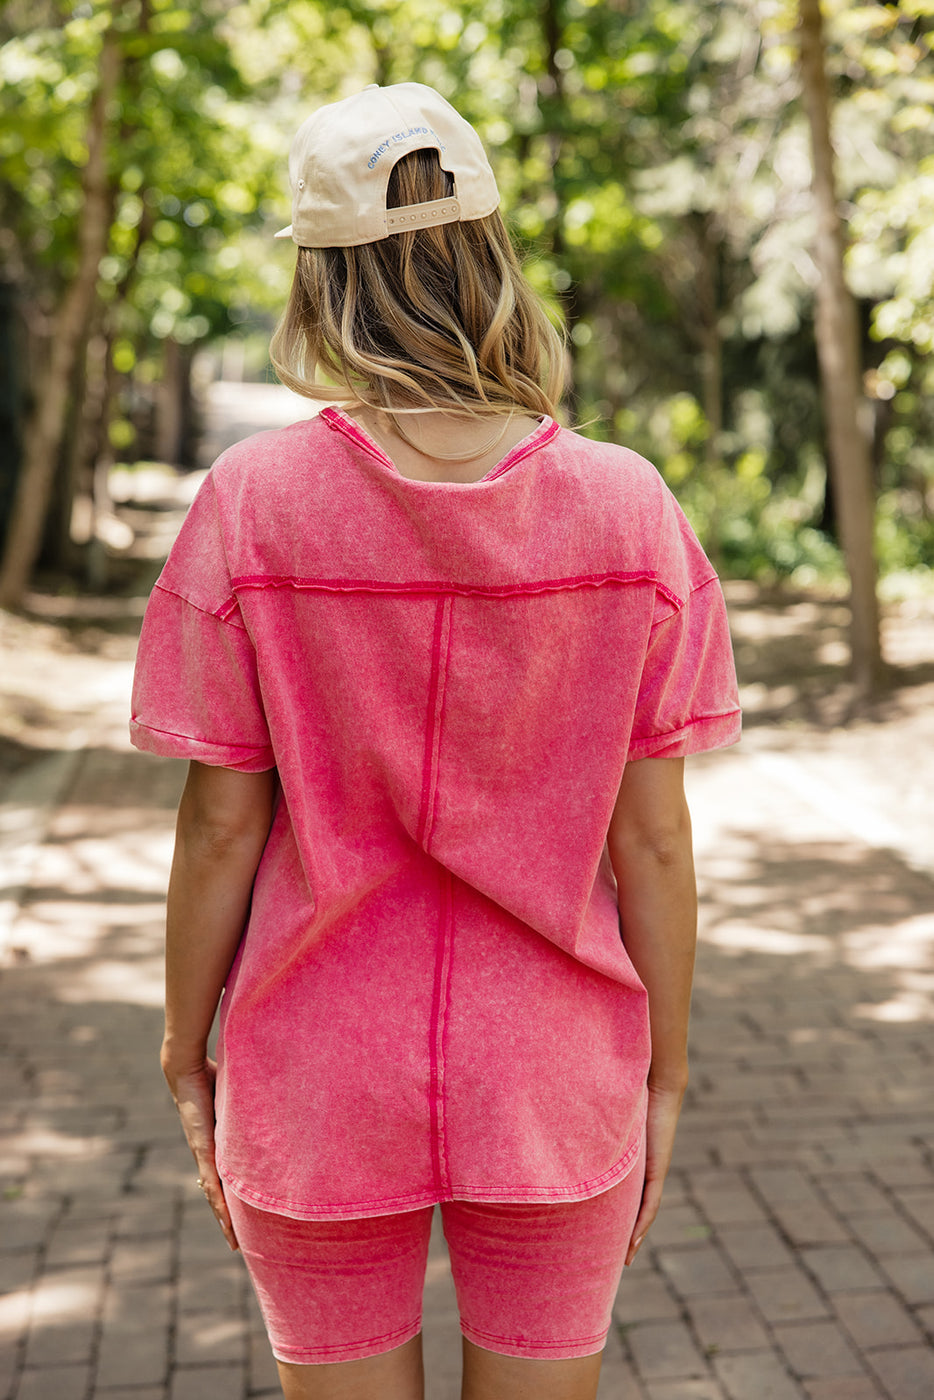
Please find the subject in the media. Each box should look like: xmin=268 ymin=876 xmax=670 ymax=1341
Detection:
xmin=274 ymin=224 xmax=293 ymax=240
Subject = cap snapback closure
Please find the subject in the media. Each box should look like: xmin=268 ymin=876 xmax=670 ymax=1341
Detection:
xmin=385 ymin=196 xmax=462 ymax=233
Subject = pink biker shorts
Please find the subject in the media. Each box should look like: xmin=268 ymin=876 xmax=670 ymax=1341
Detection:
xmin=226 ymin=1141 xmax=646 ymax=1366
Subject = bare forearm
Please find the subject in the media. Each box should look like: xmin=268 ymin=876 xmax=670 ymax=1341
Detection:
xmin=162 ymin=763 xmax=274 ymax=1069
xmin=614 ymin=834 xmax=697 ymax=1088
xmin=607 ymin=756 xmax=699 ymax=1264
xmin=163 ymin=834 xmax=265 ymax=1062
xmin=607 ymin=758 xmax=697 ymax=1089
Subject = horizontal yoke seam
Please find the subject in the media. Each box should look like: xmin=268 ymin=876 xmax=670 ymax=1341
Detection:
xmin=230 ymin=570 xmax=683 ymax=608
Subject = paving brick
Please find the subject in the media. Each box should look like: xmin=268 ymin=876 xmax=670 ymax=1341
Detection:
xmin=689 ymin=1174 xmax=768 ymax=1225
xmin=745 ymin=1268 xmax=831 ymax=1323
xmin=0 ymin=1343 xmax=18 ymax=1400
xmin=614 ymin=1270 xmax=681 ymax=1323
xmin=96 ymin=1283 xmax=170 ymax=1388
xmin=177 ymin=1217 xmax=234 ymax=1266
xmin=866 ymin=1345 xmax=934 ymax=1400
xmin=645 ymin=1382 xmax=728 ymax=1400
xmin=598 ymin=1325 xmax=646 ymax=1399
xmin=689 ymin=1295 xmax=772 ymax=1353
xmin=751 ymin=1169 xmax=826 ymax=1205
xmin=175 ymin=1309 xmax=248 ymax=1366
xmin=30 ymin=1157 xmax=135 ymax=1201
xmin=863 ymin=1157 xmax=932 ymax=1189
xmin=713 ymin=1350 xmax=805 ymax=1400
xmin=176 ymin=1260 xmax=243 ymax=1313
xmin=915 ymin=1302 xmax=934 ymax=1338
xmin=655 ymin=1244 xmax=736 ymax=1298
xmin=670 ymin=1135 xmax=721 ymax=1170
xmin=647 ymin=1203 xmax=712 ymax=1248
xmin=700 ymin=1072 xmax=802 ymax=1104
xmin=772 ymin=1321 xmax=864 ymax=1378
xmin=626 ymin=1319 xmax=709 ymax=1380
xmin=892 ymin=1189 xmax=934 ymax=1239
xmin=170 ymin=1365 xmax=245 ymax=1400
xmin=0 ymin=1247 xmax=36 ymax=1299
xmin=718 ymin=1222 xmax=796 ymax=1271
xmin=708 ymin=1132 xmax=798 ymax=1168
xmin=114 ymin=1198 xmax=177 ymax=1239
xmin=812 ymin=1176 xmax=890 ymax=1218
xmin=88 ymin=1391 xmax=163 ymax=1400
xmin=876 ymin=1251 xmax=934 ymax=1304
xmin=0 ymin=1203 xmax=58 ymax=1252
xmin=844 ymin=1210 xmax=929 ymax=1256
xmin=752 ymin=1123 xmax=851 ymax=1150
xmin=831 ymin=1289 xmax=922 ymax=1349
xmin=774 ymin=1202 xmax=852 ymax=1249
xmin=247 ymin=1326 xmax=281 ymax=1395
xmin=109 ymin=1236 xmax=173 ymax=1283
xmin=800 ymin=1247 xmax=885 ymax=1294
xmin=24 ymin=1316 xmax=97 ymax=1368
xmin=803 ymin=1380 xmax=884 ymax=1400
xmin=16 ymin=1364 xmax=91 ymax=1400
xmin=22 ymin=1264 xmax=105 ymax=1369
xmin=44 ymin=1218 xmax=111 ymax=1268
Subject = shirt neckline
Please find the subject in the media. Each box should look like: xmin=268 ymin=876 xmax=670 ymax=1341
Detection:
xmin=320 ymin=406 xmax=560 ymax=486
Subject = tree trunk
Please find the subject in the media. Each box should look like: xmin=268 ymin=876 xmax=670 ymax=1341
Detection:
xmin=156 ymin=337 xmax=186 ymax=465
xmin=0 ymin=281 xmax=25 ymax=551
xmin=539 ymin=0 xmax=577 ymax=406
xmin=694 ymin=215 xmax=723 ymax=470
xmin=798 ymin=0 xmax=884 ymax=696
xmin=0 ymin=21 xmax=122 ymax=608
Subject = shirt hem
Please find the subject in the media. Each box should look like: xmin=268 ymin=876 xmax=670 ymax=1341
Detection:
xmin=218 ymin=1129 xmax=646 ymax=1221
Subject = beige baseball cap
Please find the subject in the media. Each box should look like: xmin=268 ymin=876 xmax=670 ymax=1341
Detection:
xmin=274 ymin=82 xmax=500 ymax=248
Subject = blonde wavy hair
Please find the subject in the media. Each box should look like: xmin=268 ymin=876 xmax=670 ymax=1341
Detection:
xmin=269 ymin=148 xmax=567 ymax=422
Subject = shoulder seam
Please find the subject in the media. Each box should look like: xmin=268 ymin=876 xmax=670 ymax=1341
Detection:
xmin=152 ymin=581 xmax=243 ymax=626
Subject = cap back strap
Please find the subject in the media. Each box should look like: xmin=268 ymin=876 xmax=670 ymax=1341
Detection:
xmin=385 ymin=197 xmax=462 ymax=233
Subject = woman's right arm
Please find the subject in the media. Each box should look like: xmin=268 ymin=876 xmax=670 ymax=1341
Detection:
xmin=606 ymin=755 xmax=697 ymax=1265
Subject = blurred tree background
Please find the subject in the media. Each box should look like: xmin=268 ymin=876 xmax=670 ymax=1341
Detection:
xmin=1 ymin=0 xmax=932 ymax=689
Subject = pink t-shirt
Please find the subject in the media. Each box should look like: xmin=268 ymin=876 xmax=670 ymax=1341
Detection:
xmin=131 ymin=408 xmax=740 ymax=1220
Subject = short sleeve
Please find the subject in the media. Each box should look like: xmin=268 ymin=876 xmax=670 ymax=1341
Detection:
xmin=130 ymin=474 xmax=275 ymax=773
xmin=628 ymin=488 xmax=741 ymax=762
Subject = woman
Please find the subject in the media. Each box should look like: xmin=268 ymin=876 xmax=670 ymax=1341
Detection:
xmin=131 ymin=82 xmax=740 ymax=1400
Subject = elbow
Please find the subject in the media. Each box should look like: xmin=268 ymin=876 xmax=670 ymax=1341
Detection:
xmin=181 ymin=817 xmax=268 ymax=862
xmin=608 ymin=806 xmax=693 ymax=873
xmin=177 ymin=791 xmax=274 ymax=864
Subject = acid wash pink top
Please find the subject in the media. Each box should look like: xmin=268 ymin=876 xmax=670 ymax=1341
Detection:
xmin=131 ymin=407 xmax=741 ymax=1221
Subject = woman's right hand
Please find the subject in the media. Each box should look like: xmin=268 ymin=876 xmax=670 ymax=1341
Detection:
xmin=162 ymin=1048 xmax=239 ymax=1251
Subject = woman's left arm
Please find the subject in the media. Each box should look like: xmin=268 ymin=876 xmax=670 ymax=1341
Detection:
xmin=160 ymin=760 xmax=276 ymax=1249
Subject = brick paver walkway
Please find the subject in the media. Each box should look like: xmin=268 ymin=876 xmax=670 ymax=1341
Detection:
xmin=2 ymin=600 xmax=933 ymax=1398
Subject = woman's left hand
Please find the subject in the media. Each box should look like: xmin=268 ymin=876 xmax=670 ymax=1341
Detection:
xmin=625 ymin=1078 xmax=686 ymax=1266
xmin=162 ymin=1052 xmax=239 ymax=1251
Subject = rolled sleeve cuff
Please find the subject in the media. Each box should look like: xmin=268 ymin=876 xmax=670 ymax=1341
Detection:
xmin=628 ymin=707 xmax=741 ymax=762
xmin=129 ymin=719 xmax=276 ymax=773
